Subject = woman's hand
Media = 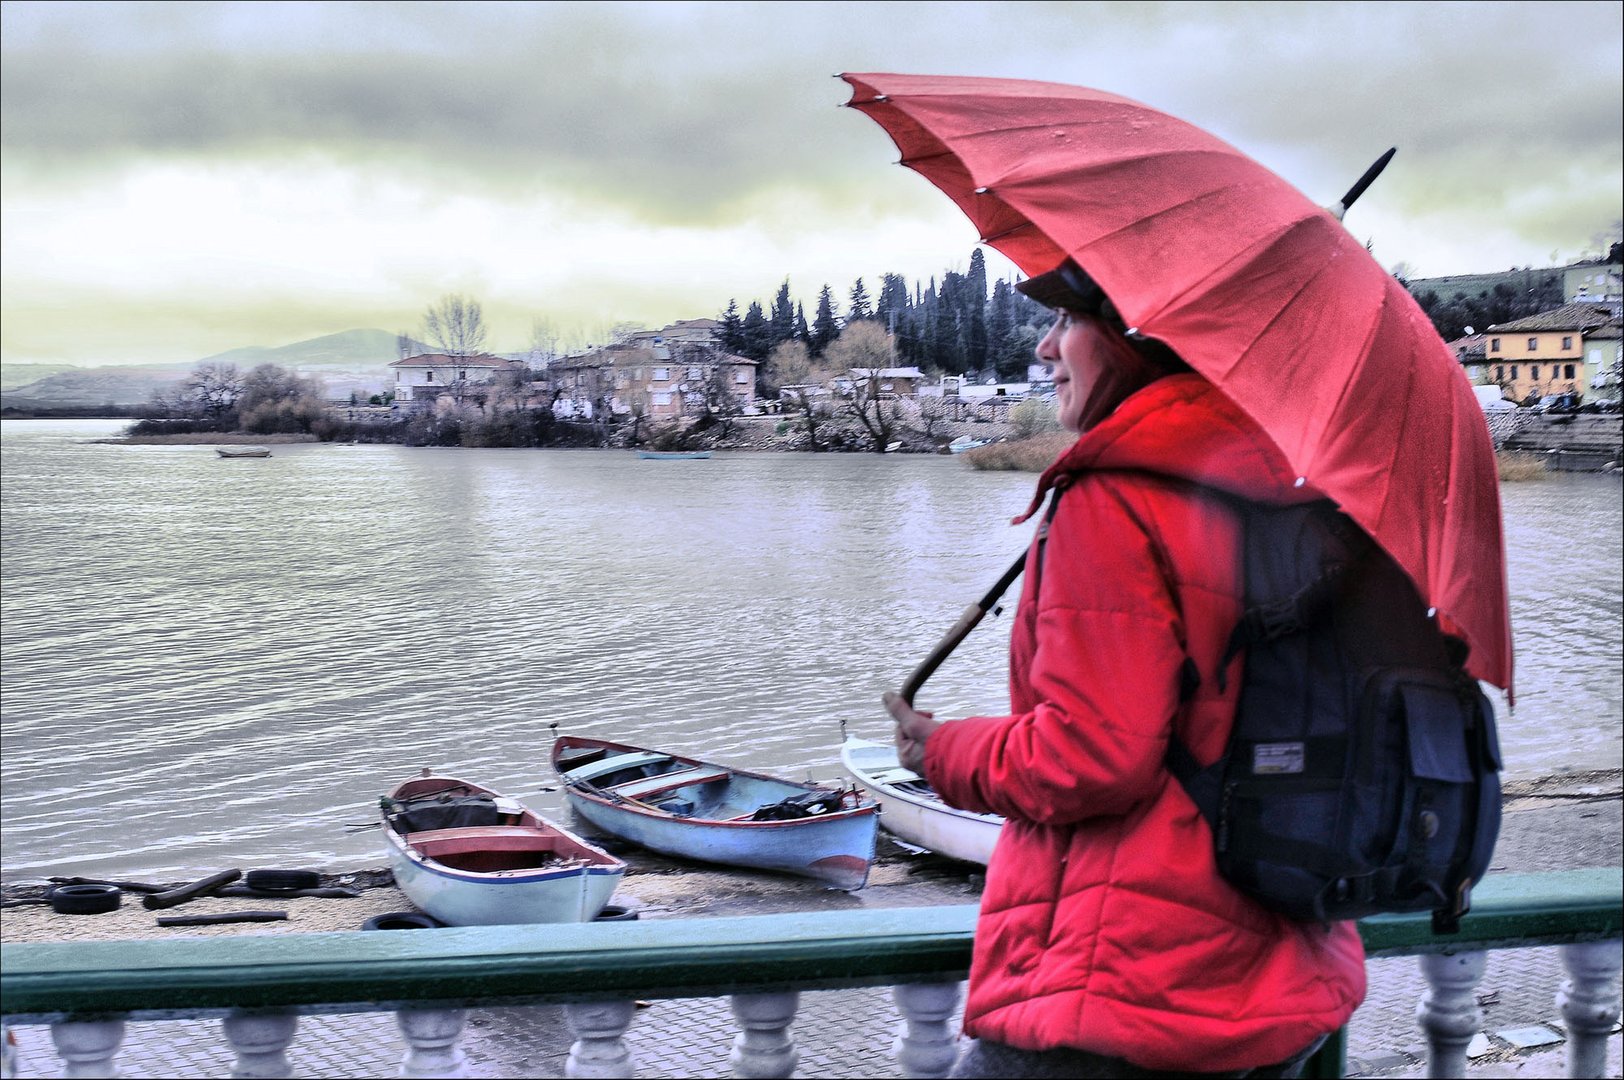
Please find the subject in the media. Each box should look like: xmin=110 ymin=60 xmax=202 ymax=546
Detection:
xmin=883 ymin=690 xmax=942 ymax=775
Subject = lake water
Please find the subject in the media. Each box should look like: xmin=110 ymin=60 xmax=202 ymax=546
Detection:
xmin=2 ymin=419 xmax=1619 ymax=882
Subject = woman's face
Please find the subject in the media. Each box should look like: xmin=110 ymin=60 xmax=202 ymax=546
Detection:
xmin=1036 ymin=311 xmax=1163 ymax=433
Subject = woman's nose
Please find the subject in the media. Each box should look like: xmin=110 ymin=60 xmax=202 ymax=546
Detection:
xmin=1035 ymin=323 xmax=1061 ymax=361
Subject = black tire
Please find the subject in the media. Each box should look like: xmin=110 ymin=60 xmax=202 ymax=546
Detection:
xmin=593 ymin=903 xmax=639 ymax=922
xmin=361 ymin=911 xmax=441 ymax=931
xmin=244 ymin=869 xmax=321 ymax=892
xmin=48 ymin=884 xmax=122 ymax=915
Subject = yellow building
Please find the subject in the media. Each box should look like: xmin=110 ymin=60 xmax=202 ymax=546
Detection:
xmin=1484 ymin=303 xmax=1616 ymax=404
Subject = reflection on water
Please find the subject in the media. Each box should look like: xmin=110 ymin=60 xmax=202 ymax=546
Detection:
xmin=2 ymin=419 xmax=1619 ymax=880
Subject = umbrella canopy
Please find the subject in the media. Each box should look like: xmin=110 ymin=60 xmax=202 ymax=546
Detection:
xmin=841 ymin=72 xmax=1512 ymax=692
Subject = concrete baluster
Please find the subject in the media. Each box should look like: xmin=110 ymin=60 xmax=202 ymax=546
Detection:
xmin=1557 ymin=939 xmax=1624 ymax=1079
xmin=223 ymin=1010 xmax=299 ymax=1078
xmin=563 ymin=999 xmax=638 ymax=1078
xmin=395 ymin=1007 xmax=468 ymax=1079
xmin=892 ymin=981 xmax=963 ymax=1079
xmin=50 ymin=1018 xmax=126 ymax=1079
xmin=1417 ymin=950 xmax=1487 ymax=1079
xmin=729 ymin=991 xmax=800 ymax=1079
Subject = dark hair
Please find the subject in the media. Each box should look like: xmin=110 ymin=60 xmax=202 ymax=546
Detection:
xmin=1017 ymin=260 xmax=1191 ymax=375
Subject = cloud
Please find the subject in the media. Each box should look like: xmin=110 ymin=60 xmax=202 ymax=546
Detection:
xmin=2 ymin=1 xmax=1619 ymax=365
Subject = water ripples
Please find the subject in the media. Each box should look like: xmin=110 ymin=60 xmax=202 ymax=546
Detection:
xmin=2 ymin=420 xmax=1618 ymax=880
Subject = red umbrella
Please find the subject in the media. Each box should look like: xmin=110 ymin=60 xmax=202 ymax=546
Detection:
xmin=841 ymin=72 xmax=1512 ymax=692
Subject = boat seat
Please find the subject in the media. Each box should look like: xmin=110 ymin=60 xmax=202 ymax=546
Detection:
xmin=868 ymin=767 xmax=923 ymax=785
xmin=404 ymin=825 xmax=561 ymax=855
xmin=561 ymin=751 xmax=673 ymax=784
xmin=610 ymin=766 xmax=731 ymax=802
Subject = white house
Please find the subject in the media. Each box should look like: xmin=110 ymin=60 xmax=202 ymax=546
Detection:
xmin=389 ymin=353 xmax=522 ymax=406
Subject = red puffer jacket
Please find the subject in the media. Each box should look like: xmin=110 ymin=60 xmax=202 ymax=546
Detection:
xmin=926 ymin=374 xmax=1366 ymax=1072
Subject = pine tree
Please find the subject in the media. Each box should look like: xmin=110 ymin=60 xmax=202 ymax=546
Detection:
xmin=718 ymin=299 xmax=745 ymax=355
xmin=987 ymin=279 xmax=1017 ymax=378
xmin=811 ymin=285 xmax=839 ymax=355
xmin=741 ymin=301 xmax=770 ymax=362
xmin=769 ymin=279 xmax=796 ymax=348
xmin=847 ymin=277 xmax=873 ymax=323
xmin=964 ymin=250 xmax=989 ymax=372
xmin=794 ymin=302 xmax=811 ymax=344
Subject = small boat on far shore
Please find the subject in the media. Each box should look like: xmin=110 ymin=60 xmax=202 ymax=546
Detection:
xmin=553 ymin=736 xmax=878 ymax=890
xmin=216 ymin=446 xmax=272 ymax=458
xmin=381 ymin=772 xmax=626 ymax=925
xmin=947 ymin=435 xmax=991 ymax=454
xmin=636 ymin=449 xmax=712 ymax=460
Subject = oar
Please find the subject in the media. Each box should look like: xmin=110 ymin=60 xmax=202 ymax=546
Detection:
xmin=899 ymin=553 xmax=1026 ymax=706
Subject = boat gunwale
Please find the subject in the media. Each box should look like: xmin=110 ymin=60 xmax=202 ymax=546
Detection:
xmin=553 ymin=736 xmax=877 ymax=827
xmin=382 ymin=774 xmax=626 ymax=886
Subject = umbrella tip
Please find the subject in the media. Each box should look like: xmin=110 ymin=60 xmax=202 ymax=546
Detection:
xmin=1330 ymin=147 xmax=1398 ymax=220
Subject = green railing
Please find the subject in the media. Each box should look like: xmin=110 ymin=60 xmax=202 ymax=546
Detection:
xmin=2 ymin=868 xmax=1619 ymax=1078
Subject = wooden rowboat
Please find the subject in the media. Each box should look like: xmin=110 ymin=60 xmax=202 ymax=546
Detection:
xmin=381 ymin=773 xmax=626 ymax=925
xmin=552 ymin=736 xmax=878 ymax=891
xmin=839 ymin=736 xmax=1003 ymax=865
xmin=216 ymin=446 xmax=272 ymax=458
xmin=635 ymin=449 xmax=712 ymax=460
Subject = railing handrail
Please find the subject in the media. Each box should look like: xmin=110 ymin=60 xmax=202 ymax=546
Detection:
xmin=2 ymin=868 xmax=1618 ymax=1024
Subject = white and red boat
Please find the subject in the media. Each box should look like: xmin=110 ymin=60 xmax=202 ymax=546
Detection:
xmin=380 ymin=773 xmax=626 ymax=926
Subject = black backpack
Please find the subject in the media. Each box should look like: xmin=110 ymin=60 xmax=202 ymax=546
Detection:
xmin=1166 ymin=499 xmax=1503 ymax=932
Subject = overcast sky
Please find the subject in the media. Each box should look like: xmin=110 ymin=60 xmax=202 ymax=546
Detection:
xmin=3 ymin=0 xmax=1620 ymax=368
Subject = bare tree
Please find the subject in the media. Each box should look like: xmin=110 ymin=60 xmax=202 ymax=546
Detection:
xmin=825 ymin=321 xmax=903 ymax=452
xmin=422 ymin=294 xmax=488 ymax=358
xmin=184 ymin=363 xmax=246 ymax=423
xmin=677 ymin=342 xmax=743 ymax=439
xmin=528 ymin=317 xmax=563 ymax=369
xmin=770 ymin=339 xmax=835 ymax=451
xmin=237 ymin=363 xmax=327 ymax=433
xmin=914 ymin=393 xmax=952 ymax=438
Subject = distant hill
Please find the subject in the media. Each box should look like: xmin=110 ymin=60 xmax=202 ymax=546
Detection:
xmin=193 ymin=328 xmax=426 ymax=371
xmin=1405 ymin=267 xmax=1565 ymax=301
xmin=0 ymin=329 xmax=423 ymax=409
xmin=0 ymin=362 xmax=81 ymax=391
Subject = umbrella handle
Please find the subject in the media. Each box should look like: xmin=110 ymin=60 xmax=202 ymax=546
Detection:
xmin=900 ymin=605 xmax=988 ymax=707
xmin=899 ymin=553 xmax=1028 ymax=706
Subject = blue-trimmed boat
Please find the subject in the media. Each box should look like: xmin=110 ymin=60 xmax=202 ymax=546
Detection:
xmin=380 ymin=773 xmax=626 ymax=926
xmin=552 ymin=736 xmax=878 ymax=891
xmin=635 ymin=449 xmax=712 ymax=460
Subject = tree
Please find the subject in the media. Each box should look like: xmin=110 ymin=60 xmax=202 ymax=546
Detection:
xmin=740 ymin=301 xmax=771 ymax=362
xmin=718 ymin=299 xmax=745 ymax=355
xmin=769 ymin=279 xmax=797 ymax=348
xmin=528 ymin=318 xmax=563 ymax=369
xmin=677 ymin=343 xmax=745 ymax=440
xmin=185 ymin=362 xmax=246 ymax=423
xmin=825 ymin=321 xmax=902 ymax=452
xmin=769 ymin=339 xmax=835 ymax=452
xmin=811 ymin=285 xmax=839 ymax=355
xmin=422 ymin=294 xmax=488 ymax=357
xmin=237 ymin=363 xmax=327 ymax=434
xmin=963 ymin=249 xmax=989 ymax=371
xmin=847 ymin=277 xmax=873 ymax=323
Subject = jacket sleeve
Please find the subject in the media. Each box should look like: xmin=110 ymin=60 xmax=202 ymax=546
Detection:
xmin=924 ymin=477 xmax=1187 ymax=825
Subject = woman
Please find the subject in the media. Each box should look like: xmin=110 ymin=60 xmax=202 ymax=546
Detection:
xmin=884 ymin=260 xmax=1366 ymax=1078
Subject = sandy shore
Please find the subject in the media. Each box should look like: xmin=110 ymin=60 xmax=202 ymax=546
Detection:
xmin=3 ymin=771 xmax=1616 ymax=945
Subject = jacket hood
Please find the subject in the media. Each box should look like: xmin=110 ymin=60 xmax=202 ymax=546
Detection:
xmin=1015 ymin=374 xmax=1320 ymax=523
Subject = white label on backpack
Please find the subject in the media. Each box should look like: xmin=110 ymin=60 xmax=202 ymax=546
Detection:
xmin=1253 ymin=742 xmax=1305 ymax=775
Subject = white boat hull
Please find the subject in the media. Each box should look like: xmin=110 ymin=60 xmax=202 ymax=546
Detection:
xmin=382 ymin=775 xmax=626 ymax=926
xmin=839 ymin=736 xmax=1003 ymax=865
xmin=386 ymin=838 xmax=622 ymax=926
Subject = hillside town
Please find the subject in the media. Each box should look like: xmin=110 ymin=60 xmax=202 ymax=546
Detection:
xmin=357 ymin=257 xmax=1622 ymax=461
